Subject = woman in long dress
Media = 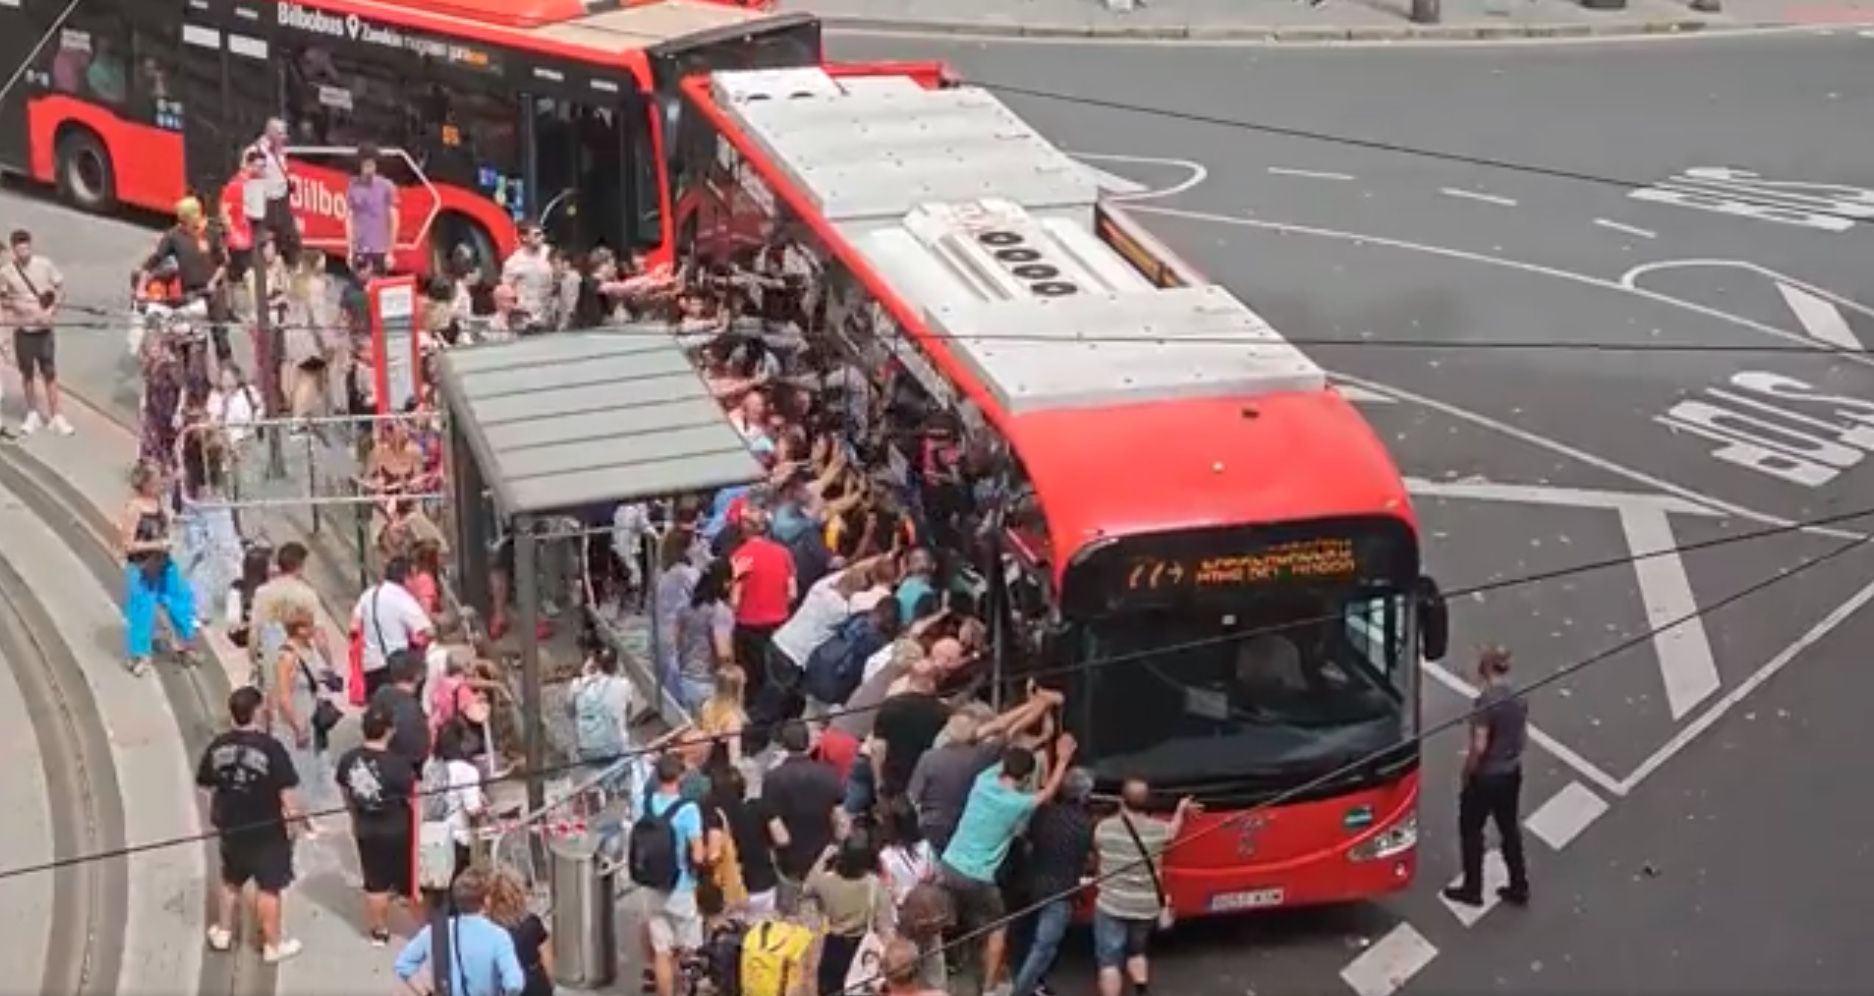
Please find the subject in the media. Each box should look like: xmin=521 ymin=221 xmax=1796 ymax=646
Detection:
xmin=175 ymin=438 xmax=242 ymax=631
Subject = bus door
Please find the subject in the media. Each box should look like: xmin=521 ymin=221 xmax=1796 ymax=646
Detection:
xmin=176 ymin=15 xmax=233 ymax=200
xmin=525 ymin=94 xmax=628 ymax=255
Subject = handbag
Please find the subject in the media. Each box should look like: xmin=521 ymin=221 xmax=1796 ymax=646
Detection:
xmin=840 ymin=878 xmax=889 ymax=995
xmin=1119 ymin=812 xmax=1176 ymax=931
xmin=298 ymin=656 xmax=343 ymax=734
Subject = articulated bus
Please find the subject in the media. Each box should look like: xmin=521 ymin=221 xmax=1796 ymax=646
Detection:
xmin=0 ymin=0 xmax=820 ymax=273
xmin=672 ymin=66 xmax=1452 ymax=916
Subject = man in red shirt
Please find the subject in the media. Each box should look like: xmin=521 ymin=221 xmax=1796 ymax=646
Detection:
xmin=730 ymin=499 xmax=796 ymax=707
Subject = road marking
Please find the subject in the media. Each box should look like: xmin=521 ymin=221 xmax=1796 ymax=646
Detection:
xmin=1619 ymin=506 xmax=1723 ymax=719
xmin=1335 ymin=383 xmax=1397 ymax=404
xmin=1133 ymin=206 xmax=1874 ymax=382
xmin=1403 ymin=477 xmax=1725 ymax=517
xmin=1267 ymin=166 xmax=1355 ymax=181
xmin=1622 ymin=259 xmax=1874 ymax=352
xmin=1619 ymin=572 xmax=1874 ymax=793
xmin=1593 ymin=218 xmax=1657 ymax=239
xmin=1439 ymin=850 xmax=1509 ymax=927
xmin=1066 ymin=151 xmax=1208 ymax=201
xmin=1340 ymin=923 xmax=1439 ymax=996
xmin=1439 ymin=187 xmax=1518 ymax=207
xmin=1423 ymin=661 xmax=1628 ymax=797
xmin=1078 ymin=163 xmax=1147 ymax=195
xmin=1776 ymin=281 xmax=1864 ymax=350
xmin=1524 ymin=780 xmax=1609 ymax=851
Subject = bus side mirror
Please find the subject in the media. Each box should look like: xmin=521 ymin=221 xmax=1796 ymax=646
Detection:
xmin=1416 ymin=576 xmax=1448 ymax=662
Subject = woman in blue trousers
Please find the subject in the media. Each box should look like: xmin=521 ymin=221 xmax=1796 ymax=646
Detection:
xmin=120 ymin=461 xmax=200 ymax=676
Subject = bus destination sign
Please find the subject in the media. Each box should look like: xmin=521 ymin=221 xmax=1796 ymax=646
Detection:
xmin=276 ymin=2 xmax=499 ymax=73
xmin=1124 ymin=537 xmax=1360 ymax=595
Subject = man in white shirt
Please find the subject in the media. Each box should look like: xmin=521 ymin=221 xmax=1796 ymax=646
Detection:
xmin=500 ymin=222 xmax=553 ymax=332
xmin=351 ymin=556 xmax=433 ymax=701
xmin=248 ymin=118 xmax=300 ymax=262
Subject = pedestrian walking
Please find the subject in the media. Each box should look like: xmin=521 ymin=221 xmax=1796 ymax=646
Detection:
xmin=247 ymin=118 xmax=301 ymax=263
xmin=393 ymin=867 xmax=525 ymax=996
xmin=1442 ymin=646 xmax=1531 ymax=908
xmin=1091 ymin=780 xmax=1196 ymax=996
xmin=196 ymin=685 xmax=304 ymax=963
xmin=249 ymin=541 xmax=324 ymax=682
xmin=270 ymin=605 xmax=340 ymax=822
xmin=345 ymin=145 xmax=398 ymax=274
xmin=120 ymin=461 xmax=200 ymax=676
xmin=0 ymin=228 xmax=72 ymax=436
xmin=334 ymin=703 xmax=418 ymax=945
xmin=351 ymin=555 xmax=434 ymax=700
xmin=630 ymin=752 xmax=708 ymax=996
xmin=485 ymin=868 xmax=556 ymax=996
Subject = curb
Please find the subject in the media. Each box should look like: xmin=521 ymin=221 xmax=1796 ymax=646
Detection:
xmin=819 ymin=12 xmax=1794 ymax=41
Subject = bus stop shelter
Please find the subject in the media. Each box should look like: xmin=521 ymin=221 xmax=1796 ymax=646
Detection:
xmin=435 ymin=328 xmax=763 ymax=808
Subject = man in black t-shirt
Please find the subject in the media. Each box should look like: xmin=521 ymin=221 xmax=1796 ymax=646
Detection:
xmin=760 ymin=719 xmax=843 ymax=912
xmin=873 ymin=681 xmax=950 ymax=800
xmin=195 ymin=686 xmax=303 ymax=963
xmin=334 ymin=703 xmax=418 ymax=945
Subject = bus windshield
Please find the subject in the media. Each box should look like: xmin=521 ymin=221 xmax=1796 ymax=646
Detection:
xmin=1078 ymin=588 xmax=1413 ymax=787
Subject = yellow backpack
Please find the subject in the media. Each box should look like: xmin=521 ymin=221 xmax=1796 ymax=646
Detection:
xmin=739 ymin=919 xmax=814 ymax=996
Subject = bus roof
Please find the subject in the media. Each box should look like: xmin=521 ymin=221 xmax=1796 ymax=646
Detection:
xmin=696 ymin=67 xmax=1411 ymax=565
xmin=334 ymin=0 xmax=781 ymax=57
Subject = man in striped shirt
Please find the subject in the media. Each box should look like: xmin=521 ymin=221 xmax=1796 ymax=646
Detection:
xmin=1091 ymin=780 xmax=1197 ymax=996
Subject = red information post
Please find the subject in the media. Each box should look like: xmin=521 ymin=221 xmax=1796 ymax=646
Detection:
xmin=367 ymin=275 xmax=423 ymax=415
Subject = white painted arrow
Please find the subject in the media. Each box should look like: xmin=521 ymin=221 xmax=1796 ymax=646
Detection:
xmin=1777 ymin=281 xmax=1865 ymax=351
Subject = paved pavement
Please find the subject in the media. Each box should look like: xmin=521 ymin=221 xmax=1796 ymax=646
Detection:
xmin=789 ymin=0 xmax=1874 ymax=38
xmin=821 ymin=27 xmax=1874 ymax=995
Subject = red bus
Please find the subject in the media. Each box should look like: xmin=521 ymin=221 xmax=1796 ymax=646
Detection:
xmin=0 ymin=0 xmax=821 ymax=273
xmin=674 ymin=66 xmax=1450 ymax=916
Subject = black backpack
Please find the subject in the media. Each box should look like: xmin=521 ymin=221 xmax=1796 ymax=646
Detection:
xmin=802 ymin=613 xmax=882 ymax=706
xmin=628 ymin=789 xmax=693 ymax=891
xmin=704 ymin=919 xmax=750 ymax=996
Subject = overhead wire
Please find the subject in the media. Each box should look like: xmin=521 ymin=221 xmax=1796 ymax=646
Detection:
xmin=0 ymin=498 xmax=1869 ymax=884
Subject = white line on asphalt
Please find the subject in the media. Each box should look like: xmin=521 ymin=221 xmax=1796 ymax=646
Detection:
xmin=1340 ymin=923 xmax=1440 ymax=996
xmin=1439 ymin=850 xmax=1509 ymax=927
xmin=1078 ymin=164 xmax=1149 ymax=195
xmin=1267 ymin=166 xmax=1355 ymax=181
xmin=1066 ymin=151 xmax=1208 ymax=201
xmin=1619 ymin=506 xmax=1723 ymax=719
xmin=1423 ymin=660 xmax=1629 ymax=797
xmin=1619 ymin=574 xmax=1874 ymax=793
xmin=1524 ymin=780 xmax=1610 ymax=851
xmin=1776 ymin=281 xmax=1864 ymax=350
xmin=1593 ymin=218 xmax=1657 ymax=239
xmin=1439 ymin=187 xmax=1518 ymax=207
xmin=1620 ymin=259 xmax=1874 ymax=345
xmin=1402 ymin=477 xmax=1725 ymax=517
xmin=1132 ymin=206 xmax=1874 ymax=383
xmin=1335 ymin=383 xmax=1397 ymax=404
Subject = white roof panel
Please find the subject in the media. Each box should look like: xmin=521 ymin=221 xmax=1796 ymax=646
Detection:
xmin=706 ymin=68 xmax=1327 ymax=414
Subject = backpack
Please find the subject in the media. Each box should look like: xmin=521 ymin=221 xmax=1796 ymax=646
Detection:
xmin=703 ymin=919 xmax=750 ymax=996
xmin=420 ymin=756 xmax=453 ymax=823
xmin=627 ymin=789 xmax=693 ymax=891
xmin=802 ymin=613 xmax=882 ymax=706
xmin=574 ymin=676 xmax=625 ymax=757
xmin=738 ymin=920 xmax=813 ymax=996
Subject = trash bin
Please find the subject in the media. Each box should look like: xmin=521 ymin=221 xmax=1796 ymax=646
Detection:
xmin=549 ymin=833 xmax=617 ymax=988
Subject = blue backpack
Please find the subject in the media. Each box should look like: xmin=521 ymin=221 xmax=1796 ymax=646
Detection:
xmin=803 ymin=613 xmax=887 ymax=706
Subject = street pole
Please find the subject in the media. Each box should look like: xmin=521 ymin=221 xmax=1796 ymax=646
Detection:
xmin=1410 ymin=0 xmax=1440 ymax=22
xmin=253 ymin=233 xmax=287 ymax=479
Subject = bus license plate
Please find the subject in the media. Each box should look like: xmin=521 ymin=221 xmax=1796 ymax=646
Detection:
xmin=1209 ymin=888 xmax=1285 ymax=912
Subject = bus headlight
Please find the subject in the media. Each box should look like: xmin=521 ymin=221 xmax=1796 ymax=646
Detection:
xmin=1348 ymin=816 xmax=1417 ymax=862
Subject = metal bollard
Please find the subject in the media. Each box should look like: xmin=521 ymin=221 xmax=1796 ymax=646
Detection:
xmin=549 ymin=832 xmax=617 ymax=989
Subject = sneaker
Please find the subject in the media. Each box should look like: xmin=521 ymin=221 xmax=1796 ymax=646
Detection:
xmin=48 ymin=414 xmax=73 ymax=436
xmin=19 ymin=411 xmax=39 ymax=436
xmin=1441 ymin=885 xmax=1484 ymax=907
xmin=128 ymin=658 xmax=153 ymax=677
xmin=368 ymin=928 xmax=391 ymax=948
xmin=262 ymin=938 xmax=303 ymax=964
xmin=1497 ymin=885 xmax=1530 ymax=907
xmin=205 ymin=925 xmax=233 ymax=952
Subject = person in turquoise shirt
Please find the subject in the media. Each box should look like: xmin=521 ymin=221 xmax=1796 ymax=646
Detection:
xmin=939 ymin=734 xmax=1078 ymax=996
xmin=394 ymin=867 xmax=525 ymax=996
xmin=894 ymin=547 xmax=937 ymax=624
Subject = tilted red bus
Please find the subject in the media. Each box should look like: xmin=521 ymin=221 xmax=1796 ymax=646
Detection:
xmin=0 ymin=0 xmax=820 ymax=273
xmin=673 ymin=66 xmax=1451 ymax=915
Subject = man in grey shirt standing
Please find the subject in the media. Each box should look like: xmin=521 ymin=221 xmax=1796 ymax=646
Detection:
xmin=1443 ymin=645 xmax=1530 ymax=908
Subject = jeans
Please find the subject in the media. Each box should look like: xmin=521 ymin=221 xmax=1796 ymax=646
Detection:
xmin=1011 ymin=898 xmax=1072 ymax=996
xmin=1457 ymin=769 xmax=1528 ymax=895
xmin=126 ymin=560 xmax=196 ymax=659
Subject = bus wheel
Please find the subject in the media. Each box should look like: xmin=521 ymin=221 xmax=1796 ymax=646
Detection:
xmin=54 ymin=127 xmax=116 ymax=213
xmin=430 ymin=213 xmax=498 ymax=282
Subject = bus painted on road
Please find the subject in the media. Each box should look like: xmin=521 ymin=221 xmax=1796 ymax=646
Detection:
xmin=674 ymin=65 xmax=1451 ymax=916
xmin=0 ymin=0 xmax=820 ymax=273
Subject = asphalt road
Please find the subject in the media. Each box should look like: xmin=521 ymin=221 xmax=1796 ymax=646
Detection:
xmin=823 ymin=27 xmax=1874 ymax=996
xmin=6 ymin=26 xmax=1874 ymax=996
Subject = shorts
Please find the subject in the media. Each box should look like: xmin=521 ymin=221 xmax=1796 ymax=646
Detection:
xmin=639 ymin=887 xmax=703 ymax=954
xmin=13 ymin=329 xmax=54 ymax=380
xmin=219 ymin=831 xmax=295 ymax=893
xmin=939 ymin=862 xmax=1006 ymax=932
xmin=1092 ymin=911 xmax=1154 ymax=969
xmin=357 ymin=828 xmax=414 ymax=895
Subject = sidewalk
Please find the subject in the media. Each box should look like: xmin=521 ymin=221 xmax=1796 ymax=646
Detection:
xmin=786 ymin=0 xmax=1874 ymax=40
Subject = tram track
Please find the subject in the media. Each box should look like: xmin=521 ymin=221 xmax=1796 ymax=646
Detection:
xmin=0 ymin=444 xmax=254 ymax=996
